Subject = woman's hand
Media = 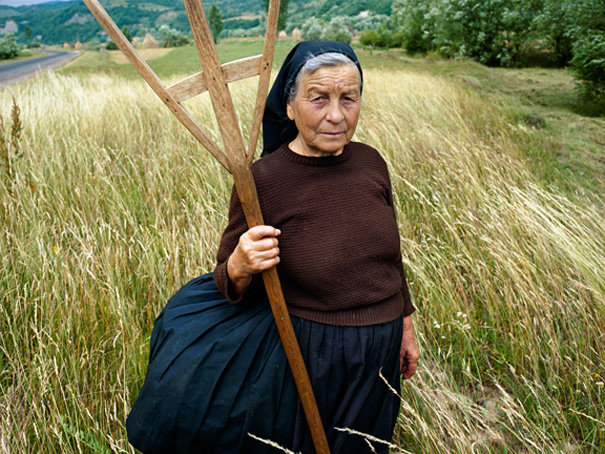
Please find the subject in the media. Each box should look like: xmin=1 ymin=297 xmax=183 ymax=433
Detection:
xmin=400 ymin=315 xmax=420 ymax=379
xmin=227 ymin=225 xmax=281 ymax=296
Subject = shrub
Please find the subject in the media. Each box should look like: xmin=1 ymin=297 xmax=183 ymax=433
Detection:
xmin=566 ymin=0 xmax=605 ymax=99
xmin=157 ymin=25 xmax=190 ymax=48
xmin=301 ymin=17 xmax=323 ymax=41
xmin=322 ymin=16 xmax=352 ymax=44
xmin=0 ymin=34 xmax=20 ymax=60
xmin=360 ymin=29 xmax=379 ymax=47
xmin=570 ymin=33 xmax=605 ymax=97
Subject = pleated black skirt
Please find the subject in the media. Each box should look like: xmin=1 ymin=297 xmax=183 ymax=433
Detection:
xmin=126 ymin=273 xmax=402 ymax=454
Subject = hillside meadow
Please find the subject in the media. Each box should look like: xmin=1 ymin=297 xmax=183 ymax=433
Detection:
xmin=1 ymin=42 xmax=604 ymax=453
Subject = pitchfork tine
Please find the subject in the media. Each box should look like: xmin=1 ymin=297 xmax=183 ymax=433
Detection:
xmin=82 ymin=0 xmax=230 ymax=172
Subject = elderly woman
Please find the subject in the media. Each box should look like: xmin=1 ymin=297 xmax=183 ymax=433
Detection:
xmin=127 ymin=41 xmax=418 ymax=454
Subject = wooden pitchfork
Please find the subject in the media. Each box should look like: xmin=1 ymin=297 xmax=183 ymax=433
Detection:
xmin=82 ymin=0 xmax=330 ymax=452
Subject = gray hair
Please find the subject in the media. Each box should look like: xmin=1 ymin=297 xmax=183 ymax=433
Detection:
xmin=287 ymin=52 xmax=362 ymax=101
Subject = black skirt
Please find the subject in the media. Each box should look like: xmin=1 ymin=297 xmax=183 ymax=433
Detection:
xmin=126 ymin=273 xmax=402 ymax=454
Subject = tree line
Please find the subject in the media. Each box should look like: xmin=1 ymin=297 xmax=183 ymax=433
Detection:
xmin=296 ymin=0 xmax=604 ymax=98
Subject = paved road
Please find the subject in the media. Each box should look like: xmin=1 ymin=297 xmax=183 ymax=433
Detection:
xmin=0 ymin=50 xmax=80 ymax=87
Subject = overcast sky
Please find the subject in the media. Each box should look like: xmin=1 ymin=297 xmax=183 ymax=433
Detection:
xmin=1 ymin=0 xmax=75 ymax=6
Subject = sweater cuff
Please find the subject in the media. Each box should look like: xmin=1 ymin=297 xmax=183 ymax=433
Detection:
xmin=213 ymin=261 xmax=245 ymax=304
xmin=400 ymin=271 xmax=415 ymax=317
xmin=402 ymin=298 xmax=416 ymax=317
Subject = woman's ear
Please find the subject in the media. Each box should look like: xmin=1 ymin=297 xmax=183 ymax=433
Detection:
xmin=286 ymin=101 xmax=294 ymax=121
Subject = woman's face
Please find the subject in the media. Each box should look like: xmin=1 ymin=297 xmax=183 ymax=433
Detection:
xmin=286 ymin=64 xmax=361 ymax=157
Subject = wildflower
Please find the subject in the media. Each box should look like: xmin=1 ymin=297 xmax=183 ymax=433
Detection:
xmin=596 ymin=382 xmax=604 ymax=388
xmin=433 ymin=320 xmax=441 ymax=329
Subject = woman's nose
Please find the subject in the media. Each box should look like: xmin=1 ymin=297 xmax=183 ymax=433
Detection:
xmin=325 ymin=100 xmax=344 ymax=123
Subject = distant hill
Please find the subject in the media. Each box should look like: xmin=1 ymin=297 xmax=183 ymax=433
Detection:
xmin=0 ymin=0 xmax=392 ymax=45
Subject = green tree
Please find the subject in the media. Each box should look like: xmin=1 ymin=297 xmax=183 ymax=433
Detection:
xmin=208 ymin=3 xmax=223 ymax=44
xmin=301 ymin=17 xmax=323 ymax=41
xmin=392 ymin=0 xmax=437 ymax=54
xmin=262 ymin=0 xmax=290 ymax=31
xmin=322 ymin=16 xmax=352 ymax=44
xmin=534 ymin=0 xmax=573 ymax=66
xmin=24 ymin=26 xmax=33 ymax=43
xmin=121 ymin=25 xmax=132 ymax=43
xmin=566 ymin=0 xmax=605 ymax=97
xmin=393 ymin=0 xmax=543 ymax=66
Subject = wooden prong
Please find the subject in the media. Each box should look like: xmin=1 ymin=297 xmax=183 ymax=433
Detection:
xmin=167 ymin=55 xmax=263 ymax=104
xmin=82 ymin=0 xmax=230 ymax=172
xmin=246 ymin=0 xmax=280 ymax=163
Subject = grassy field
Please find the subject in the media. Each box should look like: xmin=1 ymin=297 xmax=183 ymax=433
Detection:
xmin=1 ymin=42 xmax=604 ymax=453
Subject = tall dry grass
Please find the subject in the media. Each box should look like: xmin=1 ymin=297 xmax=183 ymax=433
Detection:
xmin=0 ymin=68 xmax=603 ymax=453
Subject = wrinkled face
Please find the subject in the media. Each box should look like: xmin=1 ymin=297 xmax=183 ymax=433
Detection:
xmin=286 ymin=64 xmax=361 ymax=157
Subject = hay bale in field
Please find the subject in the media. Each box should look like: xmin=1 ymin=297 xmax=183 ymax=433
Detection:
xmin=132 ymin=37 xmax=140 ymax=48
xmin=292 ymin=27 xmax=301 ymax=41
xmin=63 ymin=42 xmax=70 ymax=49
xmin=74 ymin=41 xmax=83 ymax=50
xmin=143 ymin=33 xmax=158 ymax=49
xmin=278 ymin=30 xmax=287 ymax=39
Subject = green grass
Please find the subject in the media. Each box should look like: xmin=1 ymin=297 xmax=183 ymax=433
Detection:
xmin=1 ymin=41 xmax=604 ymax=453
xmin=62 ymin=43 xmax=604 ymax=203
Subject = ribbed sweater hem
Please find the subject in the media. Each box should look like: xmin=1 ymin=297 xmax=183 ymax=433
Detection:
xmin=288 ymin=293 xmax=407 ymax=327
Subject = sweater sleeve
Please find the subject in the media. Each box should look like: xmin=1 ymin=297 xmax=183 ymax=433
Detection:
xmin=384 ymin=158 xmax=416 ymax=317
xmin=213 ymin=185 xmax=253 ymax=303
xmin=396 ymin=257 xmax=415 ymax=317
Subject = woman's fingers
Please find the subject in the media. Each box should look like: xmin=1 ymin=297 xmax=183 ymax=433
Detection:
xmin=400 ymin=316 xmax=420 ymax=379
xmin=227 ymin=226 xmax=281 ymax=296
xmin=246 ymin=225 xmax=281 ymax=241
xmin=236 ymin=225 xmax=281 ymax=274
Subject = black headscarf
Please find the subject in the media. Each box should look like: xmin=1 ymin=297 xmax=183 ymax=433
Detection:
xmin=261 ymin=41 xmax=363 ymax=156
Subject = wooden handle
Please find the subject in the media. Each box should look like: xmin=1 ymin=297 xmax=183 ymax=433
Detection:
xmin=182 ymin=1 xmax=331 ymax=452
xmin=232 ymin=166 xmax=331 ymax=454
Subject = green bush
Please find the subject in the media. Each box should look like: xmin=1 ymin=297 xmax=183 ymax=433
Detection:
xmin=566 ymin=0 xmax=605 ymax=99
xmin=301 ymin=17 xmax=323 ymax=41
xmin=0 ymin=34 xmax=21 ymax=60
xmin=157 ymin=25 xmax=190 ymax=48
xmin=322 ymin=16 xmax=352 ymax=44
xmin=392 ymin=0 xmax=435 ymax=54
xmin=571 ymin=33 xmax=605 ymax=97
xmin=360 ymin=29 xmax=379 ymax=47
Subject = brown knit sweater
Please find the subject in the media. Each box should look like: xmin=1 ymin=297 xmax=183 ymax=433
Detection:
xmin=214 ymin=141 xmax=414 ymax=326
